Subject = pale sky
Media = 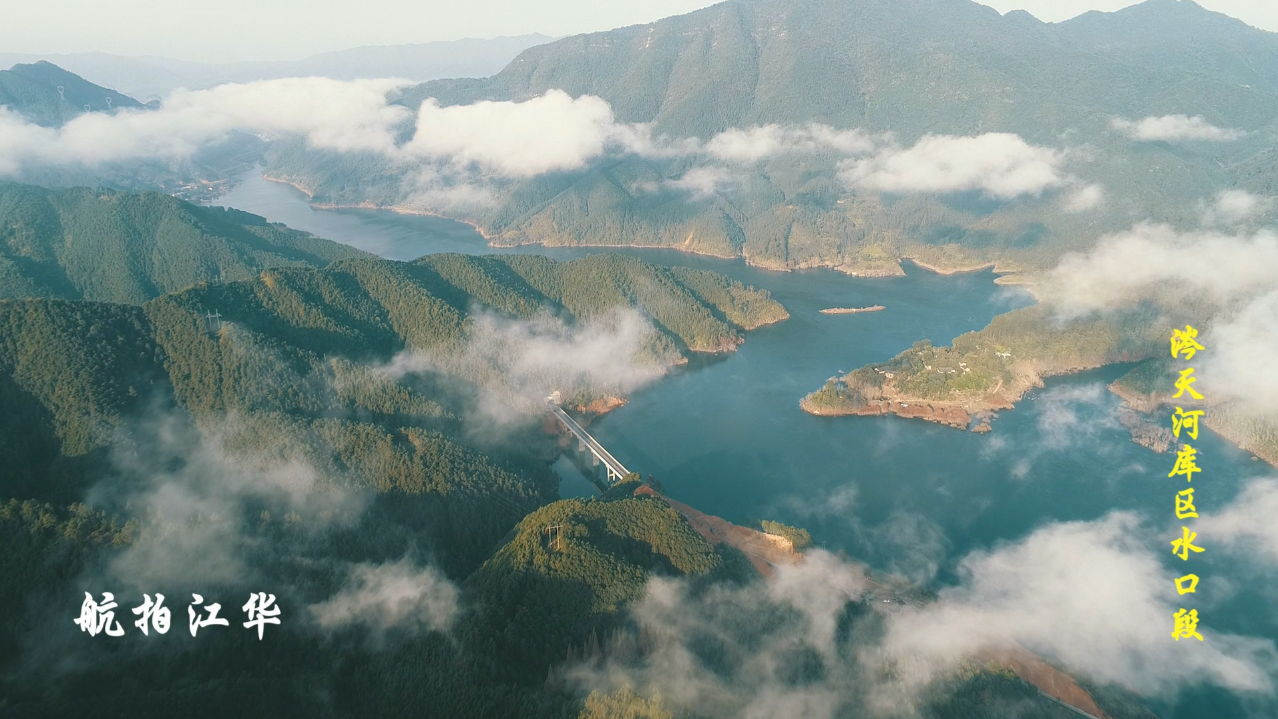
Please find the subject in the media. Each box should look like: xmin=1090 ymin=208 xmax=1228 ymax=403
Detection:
xmin=1 ymin=0 xmax=1273 ymax=64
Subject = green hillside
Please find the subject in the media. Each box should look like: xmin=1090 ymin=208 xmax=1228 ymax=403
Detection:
xmin=0 ymin=250 xmax=784 ymax=531
xmin=0 ymin=246 xmax=1127 ymax=717
xmin=0 ymin=182 xmax=370 ymax=304
xmin=1054 ymin=0 xmax=1278 ymax=94
xmin=265 ymin=0 xmax=1278 ymax=276
xmin=0 ymin=246 xmax=797 ymax=717
xmin=1111 ymin=358 xmax=1278 ymax=466
xmin=0 ymin=60 xmax=144 ymax=127
xmin=0 ymin=298 xmax=167 ymax=501
xmin=406 ymin=0 xmax=1277 ymax=140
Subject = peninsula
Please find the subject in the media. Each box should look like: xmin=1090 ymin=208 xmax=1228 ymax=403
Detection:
xmin=801 ymin=305 xmax=1167 ymax=432
xmin=802 ymin=304 xmax=1278 ymax=471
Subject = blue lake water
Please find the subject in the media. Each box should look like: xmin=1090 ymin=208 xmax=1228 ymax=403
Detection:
xmin=218 ymin=171 xmax=1275 ymax=717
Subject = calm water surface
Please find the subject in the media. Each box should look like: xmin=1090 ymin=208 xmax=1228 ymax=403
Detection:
xmin=219 ymin=172 xmax=1274 ymax=716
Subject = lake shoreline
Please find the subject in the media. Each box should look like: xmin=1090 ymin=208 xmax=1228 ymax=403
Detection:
xmin=248 ymin=172 xmax=1037 ymax=279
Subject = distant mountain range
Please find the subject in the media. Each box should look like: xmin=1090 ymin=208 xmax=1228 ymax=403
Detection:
xmin=0 ymin=62 xmax=265 ymax=203
xmin=409 ymin=0 xmax=1277 ymax=139
xmin=265 ymin=0 xmax=1278 ymax=277
xmin=0 ymin=60 xmax=144 ymax=127
xmin=0 ymin=34 xmax=553 ymax=101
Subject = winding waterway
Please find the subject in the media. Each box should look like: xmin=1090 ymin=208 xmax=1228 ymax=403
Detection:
xmin=218 ymin=171 xmax=1274 ymax=717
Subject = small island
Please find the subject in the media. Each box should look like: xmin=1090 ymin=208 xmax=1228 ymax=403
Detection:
xmin=820 ymin=305 xmax=885 ymax=314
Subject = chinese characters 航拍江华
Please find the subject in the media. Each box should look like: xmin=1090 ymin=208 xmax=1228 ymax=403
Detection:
xmin=75 ymin=592 xmax=280 ymax=640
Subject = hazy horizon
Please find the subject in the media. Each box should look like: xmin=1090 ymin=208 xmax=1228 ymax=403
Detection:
xmin=1 ymin=0 xmax=1274 ymax=64
xmin=0 ymin=33 xmax=556 ymax=67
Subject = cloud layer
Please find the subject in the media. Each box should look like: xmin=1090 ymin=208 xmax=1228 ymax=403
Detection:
xmin=1046 ymin=223 xmax=1278 ymax=414
xmin=839 ymin=133 xmax=1068 ymax=199
xmin=570 ymin=512 xmax=1278 ymax=718
xmin=1197 ymin=478 xmax=1278 ymax=564
xmin=1048 ymin=224 xmax=1278 ymax=314
xmin=1204 ymin=189 xmax=1271 ymax=227
xmin=99 ymin=412 xmax=369 ymax=590
xmin=0 ymin=78 xmax=411 ymax=174
xmin=703 ymin=123 xmax=879 ymax=163
xmin=1111 ymin=115 xmax=1244 ymax=142
xmin=884 ymin=513 xmax=1275 ymax=697
xmin=310 ymin=559 xmax=459 ymax=636
xmin=405 ymin=90 xmax=646 ymax=177
xmin=382 ymin=308 xmax=664 ymax=428
xmin=2 ymin=82 xmax=1090 ymax=210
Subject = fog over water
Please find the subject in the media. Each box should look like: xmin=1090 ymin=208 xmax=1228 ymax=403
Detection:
xmin=219 ymin=170 xmax=1276 ymax=716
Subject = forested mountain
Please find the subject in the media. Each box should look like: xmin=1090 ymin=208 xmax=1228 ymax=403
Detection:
xmin=0 ymin=245 xmax=808 ymax=717
xmin=405 ymin=0 xmax=1276 ymax=139
xmin=1053 ymin=0 xmax=1278 ymax=94
xmin=0 ymin=64 xmax=266 ymax=202
xmin=0 ymin=60 xmax=144 ymax=127
xmin=0 ymin=183 xmax=370 ymax=304
xmin=0 ymin=249 xmax=783 ymax=497
xmin=0 ymin=177 xmax=1161 ymax=715
xmin=266 ymin=0 xmax=1278 ymax=276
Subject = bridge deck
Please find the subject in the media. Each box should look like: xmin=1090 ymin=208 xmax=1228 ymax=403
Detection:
xmin=548 ymin=402 xmax=629 ymax=483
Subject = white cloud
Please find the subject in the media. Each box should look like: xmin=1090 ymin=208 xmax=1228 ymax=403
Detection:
xmin=703 ymin=123 xmax=878 ymax=163
xmin=1200 ymin=290 xmax=1278 ymax=416
xmin=0 ymin=109 xmax=53 ymax=175
xmin=1048 ymin=224 xmax=1278 ymax=315
xmin=1111 ymin=115 xmax=1244 ymax=142
xmin=310 ymin=559 xmax=459 ymax=635
xmin=0 ymin=78 xmax=412 ymax=173
xmin=1197 ymin=478 xmax=1278 ymax=563
xmin=383 ymin=308 xmax=664 ymax=428
xmin=665 ymin=166 xmax=736 ymax=199
xmin=1033 ymin=383 xmax=1122 ymax=449
xmin=398 ymin=165 xmax=498 ymax=211
xmin=1047 ymin=224 xmax=1278 ymax=415
xmin=567 ymin=551 xmax=870 ymax=718
xmin=1203 ymin=189 xmax=1270 ymax=226
xmin=1063 ymin=183 xmax=1105 ymax=212
xmin=883 ymin=513 xmax=1277 ymax=696
xmin=404 ymin=90 xmax=648 ymax=177
xmin=569 ymin=517 xmax=1278 ymax=717
xmin=98 ymin=411 xmax=369 ymax=589
xmin=0 ymin=83 xmax=670 ymax=188
xmin=839 ymin=133 xmax=1068 ymax=199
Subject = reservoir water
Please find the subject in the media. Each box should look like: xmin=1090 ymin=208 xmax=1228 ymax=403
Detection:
xmin=219 ymin=172 xmax=1274 ymax=717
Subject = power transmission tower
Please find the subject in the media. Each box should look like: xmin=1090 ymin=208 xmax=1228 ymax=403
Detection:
xmin=545 ymin=523 xmax=563 ymax=552
xmin=205 ymin=310 xmax=223 ymax=333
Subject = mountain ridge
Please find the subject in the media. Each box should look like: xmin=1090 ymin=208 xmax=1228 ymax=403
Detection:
xmin=0 ymin=182 xmax=371 ymax=304
xmin=264 ymin=0 xmax=1278 ymax=279
xmin=0 ymin=60 xmax=144 ymax=127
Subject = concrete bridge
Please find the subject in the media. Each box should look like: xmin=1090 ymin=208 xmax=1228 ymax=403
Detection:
xmin=546 ymin=394 xmax=631 ymax=491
